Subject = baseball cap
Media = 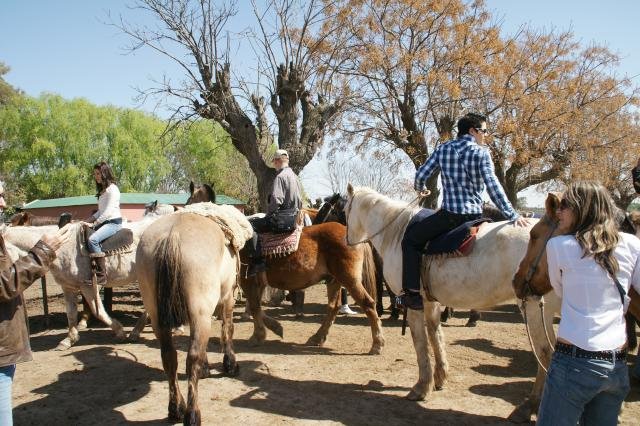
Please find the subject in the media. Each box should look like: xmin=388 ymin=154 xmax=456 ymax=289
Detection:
xmin=273 ymin=149 xmax=289 ymax=160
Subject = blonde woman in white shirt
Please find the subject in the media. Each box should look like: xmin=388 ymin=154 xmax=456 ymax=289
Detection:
xmin=82 ymin=162 xmax=122 ymax=286
xmin=537 ymin=182 xmax=639 ymax=426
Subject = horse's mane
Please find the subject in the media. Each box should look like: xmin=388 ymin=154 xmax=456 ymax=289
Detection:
xmin=352 ymin=187 xmax=420 ymax=253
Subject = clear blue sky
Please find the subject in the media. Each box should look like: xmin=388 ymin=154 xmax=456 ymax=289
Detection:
xmin=1 ymin=1 xmax=638 ymax=203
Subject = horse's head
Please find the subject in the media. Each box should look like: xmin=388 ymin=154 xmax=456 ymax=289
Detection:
xmin=144 ymin=200 xmax=159 ymax=216
xmin=186 ymin=181 xmax=216 ymax=205
xmin=512 ymin=193 xmax=561 ymax=299
xmin=314 ymin=193 xmax=348 ymax=225
xmin=9 ymin=211 xmax=30 ymax=226
xmin=345 ymin=184 xmax=369 ymax=244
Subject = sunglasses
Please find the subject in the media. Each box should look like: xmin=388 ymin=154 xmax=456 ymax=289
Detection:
xmin=475 ymin=128 xmax=489 ymax=135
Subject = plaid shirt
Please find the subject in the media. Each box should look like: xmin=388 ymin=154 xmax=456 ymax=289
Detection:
xmin=414 ymin=134 xmax=519 ymax=220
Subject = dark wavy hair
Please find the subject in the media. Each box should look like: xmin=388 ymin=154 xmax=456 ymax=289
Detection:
xmin=94 ymin=161 xmax=117 ymax=197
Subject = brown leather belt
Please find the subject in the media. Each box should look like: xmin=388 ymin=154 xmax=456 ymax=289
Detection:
xmin=555 ymin=342 xmax=627 ymax=362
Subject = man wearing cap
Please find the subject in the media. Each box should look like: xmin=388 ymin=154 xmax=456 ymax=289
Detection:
xmin=246 ymin=149 xmax=303 ymax=276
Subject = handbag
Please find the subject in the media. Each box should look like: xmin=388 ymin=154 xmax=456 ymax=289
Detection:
xmin=268 ymin=209 xmax=298 ymax=233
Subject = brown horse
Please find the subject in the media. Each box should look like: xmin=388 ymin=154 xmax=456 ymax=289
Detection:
xmin=187 ymin=184 xmax=384 ymax=354
xmin=511 ymin=193 xmax=640 ymax=422
xmin=136 ymin=205 xmax=250 ymax=425
xmin=10 ymin=211 xmax=61 ymax=226
xmin=241 ymin=222 xmax=384 ymax=354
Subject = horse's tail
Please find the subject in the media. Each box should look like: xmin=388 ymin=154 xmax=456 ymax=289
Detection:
xmin=361 ymin=242 xmax=377 ymax=306
xmin=156 ymin=228 xmax=189 ymax=329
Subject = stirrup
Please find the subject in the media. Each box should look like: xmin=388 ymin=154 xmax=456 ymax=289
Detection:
xmin=396 ymin=292 xmax=423 ymax=311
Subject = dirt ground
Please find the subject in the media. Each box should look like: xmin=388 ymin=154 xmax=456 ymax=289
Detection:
xmin=13 ymin=279 xmax=640 ymax=425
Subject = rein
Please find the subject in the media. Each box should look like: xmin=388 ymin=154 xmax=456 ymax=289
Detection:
xmin=520 ymin=215 xmax=558 ymax=374
xmin=345 ymin=194 xmax=422 ymax=246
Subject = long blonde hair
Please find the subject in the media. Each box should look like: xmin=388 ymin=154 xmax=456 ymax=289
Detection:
xmin=563 ymin=181 xmax=620 ymax=276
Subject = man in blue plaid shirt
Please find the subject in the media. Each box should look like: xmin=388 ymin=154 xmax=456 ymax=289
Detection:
xmin=400 ymin=113 xmax=529 ymax=310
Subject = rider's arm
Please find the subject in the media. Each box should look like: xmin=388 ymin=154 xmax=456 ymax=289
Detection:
xmin=0 ymin=239 xmax=56 ymax=302
xmin=478 ymin=150 xmax=519 ymax=221
xmin=546 ymin=238 xmax=563 ymax=297
xmin=414 ymin=148 xmax=440 ymax=191
xmin=268 ymin=175 xmax=286 ymax=214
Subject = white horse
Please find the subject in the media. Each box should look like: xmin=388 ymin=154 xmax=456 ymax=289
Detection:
xmin=2 ymin=217 xmax=162 ymax=349
xmin=344 ymin=185 xmax=560 ymax=407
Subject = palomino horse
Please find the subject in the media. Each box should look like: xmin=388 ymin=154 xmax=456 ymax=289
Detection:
xmin=343 ymin=185 xmax=557 ymax=401
xmin=510 ymin=193 xmax=640 ymax=422
xmin=136 ymin=206 xmax=251 ymax=424
xmin=185 ymin=184 xmax=385 ymax=353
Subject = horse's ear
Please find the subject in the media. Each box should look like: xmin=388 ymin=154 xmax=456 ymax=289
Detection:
xmin=205 ymin=184 xmax=216 ymax=203
xmin=545 ymin=192 xmax=561 ymax=217
xmin=347 ymin=183 xmax=354 ymax=196
xmin=189 ymin=181 xmax=195 ymax=195
xmin=153 ymin=200 xmax=158 ymax=208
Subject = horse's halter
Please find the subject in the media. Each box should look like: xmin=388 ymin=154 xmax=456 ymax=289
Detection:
xmin=520 ymin=214 xmax=558 ymax=299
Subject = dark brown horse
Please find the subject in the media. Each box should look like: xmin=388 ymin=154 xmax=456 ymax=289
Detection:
xmin=187 ymin=184 xmax=384 ymax=354
xmin=10 ymin=211 xmax=61 ymax=226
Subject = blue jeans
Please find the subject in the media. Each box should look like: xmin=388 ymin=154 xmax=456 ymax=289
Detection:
xmin=537 ymin=351 xmax=629 ymax=426
xmin=87 ymin=221 xmax=122 ymax=254
xmin=0 ymin=364 xmax=16 ymax=426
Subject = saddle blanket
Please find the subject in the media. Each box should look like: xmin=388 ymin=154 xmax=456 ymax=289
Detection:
xmin=259 ymin=226 xmax=303 ymax=258
xmin=81 ymin=226 xmax=134 ymax=256
xmin=406 ymin=209 xmax=490 ymax=258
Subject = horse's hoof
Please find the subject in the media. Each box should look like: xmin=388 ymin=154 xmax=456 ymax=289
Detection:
xmin=77 ymin=321 xmax=88 ymax=330
xmin=248 ymin=334 xmax=265 ymax=347
xmin=55 ymin=338 xmax=73 ymax=351
xmin=465 ymin=321 xmax=478 ymax=327
xmin=434 ymin=384 xmax=444 ymax=391
xmin=507 ymin=401 xmax=532 ymax=423
xmin=306 ymin=334 xmax=325 ymax=347
xmin=405 ymin=389 xmax=426 ymax=401
xmin=168 ymin=401 xmax=186 ymax=423
xmin=295 ymin=312 xmax=305 ymax=319
xmin=184 ymin=409 xmax=201 ymax=426
xmin=128 ymin=332 xmax=140 ymax=342
xmin=172 ymin=325 xmax=185 ymax=336
xmin=199 ymin=363 xmax=210 ymax=379
xmin=223 ymin=354 xmax=240 ymax=377
xmin=368 ymin=345 xmax=383 ymax=355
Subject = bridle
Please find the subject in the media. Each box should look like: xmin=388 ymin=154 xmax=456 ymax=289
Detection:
xmin=519 ymin=213 xmax=559 ymax=374
xmin=344 ymin=193 xmax=421 ymax=246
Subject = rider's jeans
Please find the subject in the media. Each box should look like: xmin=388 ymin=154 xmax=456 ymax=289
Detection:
xmin=87 ymin=221 xmax=122 ymax=254
xmin=0 ymin=364 xmax=16 ymax=426
xmin=537 ymin=351 xmax=629 ymax=426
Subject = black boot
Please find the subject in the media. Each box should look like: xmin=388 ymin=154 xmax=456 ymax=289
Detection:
xmin=396 ymin=290 xmax=423 ymax=311
xmin=85 ymin=253 xmax=107 ymax=286
xmin=247 ymin=258 xmax=266 ymax=277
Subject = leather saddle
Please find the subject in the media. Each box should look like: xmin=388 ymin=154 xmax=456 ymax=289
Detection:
xmin=81 ymin=225 xmax=134 ymax=256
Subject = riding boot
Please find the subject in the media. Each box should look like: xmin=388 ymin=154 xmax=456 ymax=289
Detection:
xmin=84 ymin=253 xmax=107 ymax=286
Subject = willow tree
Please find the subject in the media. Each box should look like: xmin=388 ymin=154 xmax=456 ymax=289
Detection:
xmin=115 ymin=0 xmax=347 ymax=208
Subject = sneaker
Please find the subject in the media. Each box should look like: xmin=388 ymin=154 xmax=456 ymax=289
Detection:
xmin=338 ymin=304 xmax=357 ymax=315
xmin=396 ymin=292 xmax=423 ymax=311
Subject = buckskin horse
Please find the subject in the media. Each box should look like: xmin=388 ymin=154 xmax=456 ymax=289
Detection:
xmin=344 ymin=184 xmax=553 ymax=401
xmin=510 ymin=192 xmax=640 ymax=422
xmin=187 ymin=184 xmax=385 ymax=354
xmin=135 ymin=202 xmax=252 ymax=425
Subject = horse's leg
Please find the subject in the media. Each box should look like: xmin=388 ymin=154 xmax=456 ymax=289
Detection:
xmin=79 ymin=285 xmax=126 ymax=340
xmin=345 ymin=279 xmax=385 ymax=355
xmin=246 ymin=274 xmax=270 ymax=345
xmin=406 ymin=306 xmax=433 ymax=401
xmin=56 ymin=288 xmax=81 ymax=350
xmin=465 ymin=309 xmax=481 ymax=327
xmin=306 ymin=279 xmax=341 ymax=347
xmin=159 ymin=328 xmax=185 ymax=422
xmin=220 ymin=295 xmax=239 ymax=377
xmin=128 ymin=311 xmax=150 ymax=341
xmin=509 ymin=295 xmax=559 ymax=423
xmin=184 ymin=312 xmax=210 ymax=426
xmin=424 ymin=302 xmax=448 ymax=390
xmin=78 ymin=295 xmax=91 ymax=330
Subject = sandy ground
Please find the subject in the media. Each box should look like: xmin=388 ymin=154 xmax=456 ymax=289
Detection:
xmin=13 ymin=280 xmax=640 ymax=425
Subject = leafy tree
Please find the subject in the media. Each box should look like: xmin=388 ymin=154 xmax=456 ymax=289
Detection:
xmin=0 ymin=62 xmax=20 ymax=105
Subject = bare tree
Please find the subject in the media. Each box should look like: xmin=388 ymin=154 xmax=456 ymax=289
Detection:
xmin=112 ymin=0 xmax=347 ymax=209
